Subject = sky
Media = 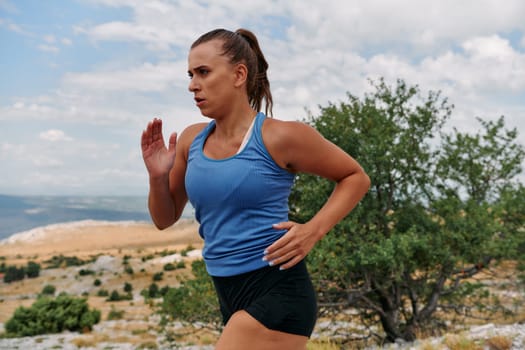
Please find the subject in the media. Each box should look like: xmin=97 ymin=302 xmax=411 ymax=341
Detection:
xmin=1 ymin=0 xmax=524 ymax=196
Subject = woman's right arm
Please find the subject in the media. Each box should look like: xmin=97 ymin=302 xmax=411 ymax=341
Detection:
xmin=141 ymin=119 xmax=203 ymax=229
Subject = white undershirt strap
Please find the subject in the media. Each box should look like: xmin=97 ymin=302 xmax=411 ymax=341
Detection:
xmin=237 ymin=117 xmax=256 ymax=154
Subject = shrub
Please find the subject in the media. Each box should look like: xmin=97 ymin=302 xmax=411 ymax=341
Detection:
xmin=141 ymin=283 xmax=160 ymax=299
xmin=123 ymin=282 xmax=133 ymax=293
xmin=3 ymin=265 xmax=25 ymax=283
xmin=107 ymin=306 xmax=125 ymax=320
xmin=93 ymin=279 xmax=102 ymax=286
xmin=107 ymin=290 xmax=132 ymax=302
xmin=97 ymin=289 xmax=109 ymax=297
xmin=153 ymin=272 xmax=163 ymax=281
xmin=4 ymin=294 xmax=101 ymax=337
xmin=44 ymin=255 xmax=89 ymax=269
xmin=78 ymin=269 xmax=95 ymax=276
xmin=160 ymin=260 xmax=220 ymax=327
xmin=41 ymin=284 xmax=56 ymax=296
xmin=163 ymin=263 xmax=176 ymax=271
xmin=25 ymin=261 xmax=41 ymax=278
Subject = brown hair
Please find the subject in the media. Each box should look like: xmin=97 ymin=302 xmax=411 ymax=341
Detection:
xmin=191 ymin=28 xmax=273 ymax=117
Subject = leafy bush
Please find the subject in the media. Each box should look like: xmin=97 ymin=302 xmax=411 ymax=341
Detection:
xmin=153 ymin=272 xmax=163 ymax=281
xmin=3 ymin=265 xmax=25 ymax=283
xmin=159 ymin=260 xmax=220 ymax=328
xmin=123 ymin=282 xmax=133 ymax=293
xmin=78 ymin=269 xmax=95 ymax=276
xmin=40 ymin=284 xmax=56 ymax=296
xmin=44 ymin=255 xmax=91 ymax=269
xmin=107 ymin=290 xmax=132 ymax=302
xmin=97 ymin=289 xmax=109 ymax=297
xmin=25 ymin=261 xmax=41 ymax=278
xmin=4 ymin=294 xmax=101 ymax=337
xmin=107 ymin=306 xmax=125 ymax=320
xmin=163 ymin=263 xmax=176 ymax=271
xmin=93 ymin=279 xmax=102 ymax=286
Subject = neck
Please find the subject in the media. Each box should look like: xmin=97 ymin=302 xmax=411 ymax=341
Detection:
xmin=213 ymin=105 xmax=257 ymax=140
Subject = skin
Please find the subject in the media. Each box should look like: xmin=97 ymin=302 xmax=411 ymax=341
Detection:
xmin=141 ymin=39 xmax=371 ymax=350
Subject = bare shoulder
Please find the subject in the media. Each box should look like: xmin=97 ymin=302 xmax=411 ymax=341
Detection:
xmin=262 ymin=118 xmax=324 ymax=170
xmin=262 ymin=118 xmax=317 ymax=146
xmin=176 ymin=122 xmax=208 ymax=159
xmin=178 ymin=122 xmax=208 ymax=146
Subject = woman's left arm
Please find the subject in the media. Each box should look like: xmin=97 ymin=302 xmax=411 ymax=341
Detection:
xmin=263 ymin=120 xmax=371 ymax=270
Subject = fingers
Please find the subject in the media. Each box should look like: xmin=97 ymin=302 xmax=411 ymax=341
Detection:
xmin=151 ymin=117 xmax=163 ymax=142
xmin=263 ymin=222 xmax=310 ymax=270
xmin=142 ymin=118 xmax=163 ymax=148
xmin=168 ymin=132 xmax=178 ymax=153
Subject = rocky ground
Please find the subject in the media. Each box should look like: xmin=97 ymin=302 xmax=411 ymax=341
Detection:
xmin=0 ymin=221 xmax=524 ymax=349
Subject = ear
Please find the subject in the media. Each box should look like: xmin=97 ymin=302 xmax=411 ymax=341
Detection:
xmin=233 ymin=63 xmax=248 ymax=88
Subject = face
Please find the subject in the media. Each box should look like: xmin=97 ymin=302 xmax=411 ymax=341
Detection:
xmin=187 ymin=40 xmax=239 ymax=118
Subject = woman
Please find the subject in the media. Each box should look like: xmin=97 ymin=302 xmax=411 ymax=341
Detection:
xmin=141 ymin=28 xmax=370 ymax=350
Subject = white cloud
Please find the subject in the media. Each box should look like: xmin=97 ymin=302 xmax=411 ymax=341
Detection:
xmin=37 ymin=44 xmax=59 ymax=53
xmin=1 ymin=0 xmax=524 ymax=195
xmin=44 ymin=34 xmax=56 ymax=43
xmin=63 ymin=61 xmax=185 ymax=92
xmin=39 ymin=129 xmax=73 ymax=142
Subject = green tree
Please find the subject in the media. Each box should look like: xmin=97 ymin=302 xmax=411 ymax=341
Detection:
xmin=291 ymin=78 xmax=525 ymax=342
xmin=4 ymin=294 xmax=100 ymax=337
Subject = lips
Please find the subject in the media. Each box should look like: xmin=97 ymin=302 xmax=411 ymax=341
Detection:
xmin=194 ymin=97 xmax=205 ymax=107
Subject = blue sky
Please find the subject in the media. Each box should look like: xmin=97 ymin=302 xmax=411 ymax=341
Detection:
xmin=1 ymin=0 xmax=524 ymax=196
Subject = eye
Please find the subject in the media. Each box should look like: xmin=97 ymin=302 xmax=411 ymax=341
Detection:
xmin=187 ymin=72 xmax=193 ymax=79
xmin=198 ymin=68 xmax=209 ymax=75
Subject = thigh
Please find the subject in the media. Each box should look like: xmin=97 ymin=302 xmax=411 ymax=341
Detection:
xmin=213 ymin=260 xmax=317 ymax=337
xmin=215 ymin=310 xmax=308 ymax=350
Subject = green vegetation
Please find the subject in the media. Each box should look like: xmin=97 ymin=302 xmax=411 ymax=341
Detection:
xmin=152 ymin=271 xmax=163 ymax=281
xmin=107 ymin=290 xmax=132 ymax=302
xmin=107 ymin=306 xmax=125 ymax=320
xmin=25 ymin=261 xmax=41 ymax=278
xmin=158 ymin=260 xmax=220 ymax=328
xmin=44 ymin=255 xmax=93 ymax=269
xmin=4 ymin=294 xmax=101 ymax=337
xmin=3 ymin=261 xmax=41 ymax=283
xmin=163 ymin=261 xmax=185 ymax=271
xmin=290 ymin=78 xmax=525 ymax=342
xmin=40 ymin=284 xmax=56 ymax=296
xmin=78 ymin=269 xmax=95 ymax=276
xmin=97 ymin=289 xmax=109 ymax=297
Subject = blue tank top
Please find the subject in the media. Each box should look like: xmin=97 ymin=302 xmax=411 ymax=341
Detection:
xmin=185 ymin=112 xmax=295 ymax=277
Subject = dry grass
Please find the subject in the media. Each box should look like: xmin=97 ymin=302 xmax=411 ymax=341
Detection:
xmin=307 ymin=338 xmax=341 ymax=350
xmin=485 ymin=335 xmax=513 ymax=350
xmin=443 ymin=334 xmax=483 ymax=350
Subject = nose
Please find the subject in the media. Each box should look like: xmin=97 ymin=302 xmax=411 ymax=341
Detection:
xmin=188 ymin=77 xmax=199 ymax=92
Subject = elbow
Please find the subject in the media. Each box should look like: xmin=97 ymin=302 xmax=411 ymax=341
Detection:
xmin=360 ymin=170 xmax=371 ymax=196
xmin=363 ymin=172 xmax=371 ymax=191
xmin=151 ymin=212 xmax=182 ymax=231
xmin=153 ymin=222 xmax=171 ymax=231
xmin=151 ymin=217 xmax=176 ymax=231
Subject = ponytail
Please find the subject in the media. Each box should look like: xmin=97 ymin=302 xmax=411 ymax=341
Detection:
xmin=191 ymin=28 xmax=273 ymax=117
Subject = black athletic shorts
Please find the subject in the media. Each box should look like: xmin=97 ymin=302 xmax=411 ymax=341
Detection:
xmin=211 ymin=260 xmax=317 ymax=337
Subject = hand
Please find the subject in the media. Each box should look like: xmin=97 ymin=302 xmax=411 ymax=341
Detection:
xmin=141 ymin=118 xmax=177 ymax=178
xmin=263 ymin=221 xmax=321 ymax=270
